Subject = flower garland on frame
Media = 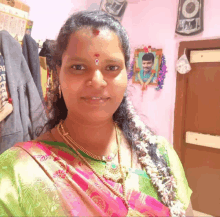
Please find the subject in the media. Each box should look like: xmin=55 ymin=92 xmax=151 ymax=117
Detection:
xmin=128 ymin=47 xmax=168 ymax=91
xmin=156 ymin=54 xmax=168 ymax=91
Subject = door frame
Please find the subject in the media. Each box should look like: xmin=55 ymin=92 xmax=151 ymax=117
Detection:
xmin=174 ymin=38 xmax=220 ymax=163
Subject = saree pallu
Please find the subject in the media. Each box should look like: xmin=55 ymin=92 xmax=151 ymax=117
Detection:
xmin=0 ymin=140 xmax=172 ymax=216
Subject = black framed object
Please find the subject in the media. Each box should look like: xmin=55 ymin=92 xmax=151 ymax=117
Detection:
xmin=99 ymin=0 xmax=128 ymax=22
xmin=175 ymin=0 xmax=204 ymax=36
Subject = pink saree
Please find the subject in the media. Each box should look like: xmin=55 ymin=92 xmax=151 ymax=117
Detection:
xmin=0 ymin=140 xmax=171 ymax=216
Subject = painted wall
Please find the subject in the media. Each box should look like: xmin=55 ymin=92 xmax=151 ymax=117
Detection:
xmin=122 ymin=0 xmax=220 ymax=145
xmin=21 ymin=0 xmax=220 ymax=145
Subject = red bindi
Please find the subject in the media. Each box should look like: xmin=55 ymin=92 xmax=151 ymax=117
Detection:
xmin=93 ymin=29 xmax=100 ymax=36
xmin=94 ymin=54 xmax=100 ymax=57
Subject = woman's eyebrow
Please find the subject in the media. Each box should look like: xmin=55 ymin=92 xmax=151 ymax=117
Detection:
xmin=67 ymin=57 xmax=89 ymax=62
xmin=104 ymin=58 xmax=123 ymax=64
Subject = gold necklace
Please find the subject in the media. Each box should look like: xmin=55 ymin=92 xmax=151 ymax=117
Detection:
xmin=60 ymin=120 xmax=118 ymax=162
xmin=57 ymin=121 xmax=144 ymax=216
xmin=103 ymin=125 xmax=132 ymax=183
xmin=59 ymin=120 xmax=130 ymax=183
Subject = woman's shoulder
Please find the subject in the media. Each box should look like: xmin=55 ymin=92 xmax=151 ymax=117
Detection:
xmin=35 ymin=127 xmax=65 ymax=143
xmin=0 ymin=140 xmax=65 ymax=217
xmin=155 ymin=136 xmax=184 ymax=173
xmin=156 ymin=135 xmax=172 ymax=149
xmin=0 ymin=145 xmax=22 ymax=168
xmin=0 ymin=141 xmax=41 ymax=184
xmin=35 ymin=130 xmax=55 ymax=142
xmin=155 ymin=136 xmax=193 ymax=210
xmin=0 ymin=138 xmax=53 ymax=167
xmin=0 ymin=140 xmax=43 ymax=162
xmin=156 ymin=136 xmax=175 ymax=161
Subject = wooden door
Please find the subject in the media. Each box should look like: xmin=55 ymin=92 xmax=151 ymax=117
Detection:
xmin=174 ymin=39 xmax=220 ymax=216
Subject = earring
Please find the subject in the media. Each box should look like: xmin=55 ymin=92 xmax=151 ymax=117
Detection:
xmin=59 ymin=85 xmax=62 ymax=98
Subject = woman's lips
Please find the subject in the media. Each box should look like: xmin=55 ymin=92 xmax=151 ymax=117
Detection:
xmin=81 ymin=97 xmax=110 ymax=105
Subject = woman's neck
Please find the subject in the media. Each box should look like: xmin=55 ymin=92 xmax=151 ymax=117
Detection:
xmin=62 ymin=116 xmax=117 ymax=157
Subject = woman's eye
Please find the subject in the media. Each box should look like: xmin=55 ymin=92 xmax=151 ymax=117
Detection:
xmin=71 ymin=65 xmax=85 ymax=70
xmin=106 ymin=66 xmax=119 ymax=71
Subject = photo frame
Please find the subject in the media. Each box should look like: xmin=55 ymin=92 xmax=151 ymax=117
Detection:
xmin=99 ymin=0 xmax=128 ymax=22
xmin=132 ymin=48 xmax=163 ymax=86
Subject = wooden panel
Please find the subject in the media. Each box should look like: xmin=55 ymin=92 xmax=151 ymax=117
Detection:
xmin=174 ymin=39 xmax=220 ymax=216
xmin=174 ymin=39 xmax=220 ymax=163
xmin=193 ymin=210 xmax=213 ymax=217
xmin=186 ymin=132 xmax=220 ymax=150
xmin=183 ymin=57 xmax=220 ymax=216
xmin=185 ymin=163 xmax=220 ymax=216
xmin=190 ymin=49 xmax=220 ymax=63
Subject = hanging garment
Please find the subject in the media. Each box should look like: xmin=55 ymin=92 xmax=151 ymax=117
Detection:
xmin=0 ymin=30 xmax=48 ymax=154
xmin=0 ymin=51 xmax=13 ymax=122
xmin=22 ymin=34 xmax=44 ymax=101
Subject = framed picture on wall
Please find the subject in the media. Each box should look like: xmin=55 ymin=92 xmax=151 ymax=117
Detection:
xmin=132 ymin=48 xmax=163 ymax=86
xmin=99 ymin=0 xmax=128 ymax=22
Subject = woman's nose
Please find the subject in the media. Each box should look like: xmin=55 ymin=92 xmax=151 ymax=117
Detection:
xmin=90 ymin=69 xmax=107 ymax=89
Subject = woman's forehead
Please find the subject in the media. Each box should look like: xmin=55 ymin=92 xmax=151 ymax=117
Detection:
xmin=74 ymin=27 xmax=115 ymax=41
xmin=63 ymin=27 xmax=124 ymax=58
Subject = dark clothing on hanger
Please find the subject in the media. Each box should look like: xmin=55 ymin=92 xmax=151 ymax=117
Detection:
xmin=22 ymin=34 xmax=44 ymax=101
xmin=0 ymin=52 xmax=13 ymax=122
xmin=0 ymin=30 xmax=48 ymax=155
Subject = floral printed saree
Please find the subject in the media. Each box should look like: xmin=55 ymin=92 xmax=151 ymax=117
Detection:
xmin=0 ymin=137 xmax=192 ymax=216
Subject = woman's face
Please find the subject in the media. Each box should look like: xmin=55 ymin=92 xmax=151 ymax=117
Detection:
xmin=58 ymin=27 xmax=127 ymax=123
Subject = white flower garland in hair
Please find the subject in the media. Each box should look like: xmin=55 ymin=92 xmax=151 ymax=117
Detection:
xmin=125 ymin=96 xmax=186 ymax=216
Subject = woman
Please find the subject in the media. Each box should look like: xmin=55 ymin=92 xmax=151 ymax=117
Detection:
xmin=0 ymin=10 xmax=194 ymax=216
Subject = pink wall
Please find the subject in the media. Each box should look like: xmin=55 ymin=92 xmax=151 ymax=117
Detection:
xmin=23 ymin=0 xmax=220 ymax=145
xmin=123 ymin=0 xmax=179 ymax=145
xmin=122 ymin=0 xmax=220 ymax=145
